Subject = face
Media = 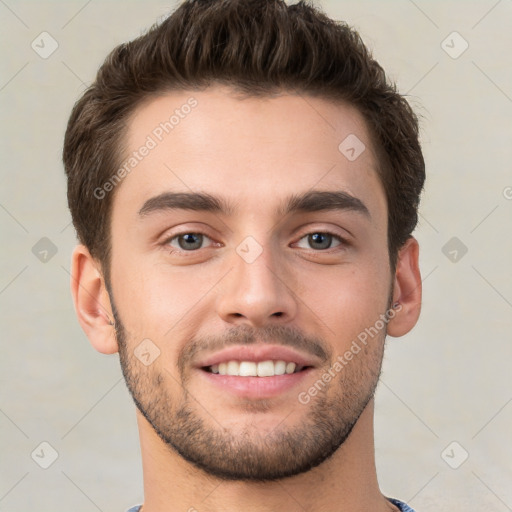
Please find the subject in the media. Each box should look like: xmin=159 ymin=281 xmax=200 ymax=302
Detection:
xmin=108 ymin=86 xmax=392 ymax=480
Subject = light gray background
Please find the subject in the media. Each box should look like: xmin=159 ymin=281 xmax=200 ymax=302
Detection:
xmin=1 ymin=1 xmax=511 ymax=511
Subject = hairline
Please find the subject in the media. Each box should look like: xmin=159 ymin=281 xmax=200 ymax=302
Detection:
xmin=98 ymin=84 xmax=398 ymax=284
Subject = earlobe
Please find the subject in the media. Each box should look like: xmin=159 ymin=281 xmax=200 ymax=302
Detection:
xmin=70 ymin=245 xmax=119 ymax=354
xmin=386 ymin=237 xmax=422 ymax=338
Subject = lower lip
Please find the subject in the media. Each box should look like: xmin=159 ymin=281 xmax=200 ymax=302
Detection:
xmin=197 ymin=368 xmax=314 ymax=400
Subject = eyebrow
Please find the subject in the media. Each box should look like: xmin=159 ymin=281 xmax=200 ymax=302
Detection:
xmin=138 ymin=190 xmax=370 ymax=219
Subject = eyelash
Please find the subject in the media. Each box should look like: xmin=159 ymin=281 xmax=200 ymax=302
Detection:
xmin=163 ymin=230 xmax=349 ymax=254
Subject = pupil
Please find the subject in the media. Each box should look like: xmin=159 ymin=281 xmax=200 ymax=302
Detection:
xmin=179 ymin=233 xmax=202 ymax=250
xmin=309 ymin=233 xmax=331 ymax=250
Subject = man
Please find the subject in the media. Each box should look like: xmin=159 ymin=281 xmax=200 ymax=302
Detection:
xmin=63 ymin=1 xmax=424 ymax=511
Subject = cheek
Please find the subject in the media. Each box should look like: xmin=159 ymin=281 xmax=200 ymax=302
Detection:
xmin=111 ymin=257 xmax=220 ymax=339
xmin=298 ymin=262 xmax=390 ymax=347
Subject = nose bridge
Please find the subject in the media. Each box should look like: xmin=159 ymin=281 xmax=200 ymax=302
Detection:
xmin=216 ymin=235 xmax=297 ymax=326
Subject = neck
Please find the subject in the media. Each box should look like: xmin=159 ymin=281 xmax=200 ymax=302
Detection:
xmin=136 ymin=399 xmax=397 ymax=512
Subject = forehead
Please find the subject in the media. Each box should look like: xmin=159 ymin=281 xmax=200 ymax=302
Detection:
xmin=114 ymin=85 xmax=385 ymax=219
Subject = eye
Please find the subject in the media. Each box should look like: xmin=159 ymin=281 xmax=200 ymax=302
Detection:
xmin=295 ymin=232 xmax=343 ymax=250
xmin=167 ymin=232 xmax=213 ymax=251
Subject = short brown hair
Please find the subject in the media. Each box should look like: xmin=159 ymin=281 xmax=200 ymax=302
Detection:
xmin=63 ymin=0 xmax=425 ymax=277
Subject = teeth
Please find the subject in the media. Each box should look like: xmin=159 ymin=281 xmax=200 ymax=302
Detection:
xmin=209 ymin=360 xmax=301 ymax=377
xmin=227 ymin=360 xmax=240 ymax=375
xmin=257 ymin=360 xmax=274 ymax=377
xmin=239 ymin=361 xmax=257 ymax=376
xmin=274 ymin=360 xmax=286 ymax=375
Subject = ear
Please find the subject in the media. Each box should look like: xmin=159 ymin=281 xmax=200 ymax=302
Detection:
xmin=386 ymin=236 xmax=422 ymax=337
xmin=70 ymin=244 xmax=118 ymax=354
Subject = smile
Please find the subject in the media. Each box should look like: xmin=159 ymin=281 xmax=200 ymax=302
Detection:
xmin=204 ymin=360 xmax=309 ymax=376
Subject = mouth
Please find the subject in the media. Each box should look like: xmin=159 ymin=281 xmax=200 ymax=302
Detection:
xmin=202 ymin=360 xmax=312 ymax=376
xmin=195 ymin=345 xmax=319 ymax=400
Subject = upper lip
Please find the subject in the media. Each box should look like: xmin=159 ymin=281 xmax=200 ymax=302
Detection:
xmin=196 ymin=344 xmax=320 ymax=369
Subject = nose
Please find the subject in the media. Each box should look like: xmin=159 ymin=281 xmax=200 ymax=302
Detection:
xmin=216 ymin=241 xmax=298 ymax=328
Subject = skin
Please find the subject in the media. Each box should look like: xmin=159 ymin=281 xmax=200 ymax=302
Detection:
xmin=71 ymin=85 xmax=422 ymax=512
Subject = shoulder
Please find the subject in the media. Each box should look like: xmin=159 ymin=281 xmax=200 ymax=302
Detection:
xmin=387 ymin=497 xmax=418 ymax=512
xmin=126 ymin=501 xmax=414 ymax=512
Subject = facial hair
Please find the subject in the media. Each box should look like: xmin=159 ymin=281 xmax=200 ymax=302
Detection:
xmin=112 ymin=298 xmax=386 ymax=482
